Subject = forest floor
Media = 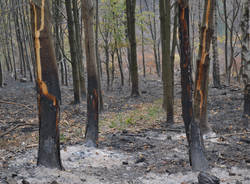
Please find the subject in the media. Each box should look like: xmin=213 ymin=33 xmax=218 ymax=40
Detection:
xmin=0 ymin=73 xmax=249 ymax=184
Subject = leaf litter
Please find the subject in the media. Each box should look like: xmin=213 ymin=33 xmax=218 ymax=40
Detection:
xmin=0 ymin=74 xmax=249 ymax=183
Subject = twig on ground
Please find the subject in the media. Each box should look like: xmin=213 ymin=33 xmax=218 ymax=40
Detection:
xmin=240 ymin=137 xmax=250 ymax=144
xmin=0 ymin=124 xmax=22 ymax=138
xmin=0 ymin=123 xmax=37 ymax=138
xmin=0 ymin=100 xmax=33 ymax=112
xmin=26 ymin=144 xmax=38 ymax=148
xmin=206 ymin=132 xmax=250 ymax=139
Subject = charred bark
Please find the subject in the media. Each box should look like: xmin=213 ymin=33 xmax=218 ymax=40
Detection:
xmin=194 ymin=0 xmax=214 ymax=135
xmin=65 ymin=0 xmax=81 ymax=104
xmin=198 ymin=172 xmax=220 ymax=184
xmin=178 ymin=0 xmax=208 ymax=171
xmin=30 ymin=0 xmax=63 ymax=170
xmin=178 ymin=0 xmax=192 ymax=144
xmin=82 ymin=0 xmax=99 ymax=147
xmin=0 ymin=60 xmax=3 ymax=87
xmin=160 ymin=0 xmax=173 ymax=123
xmin=126 ymin=0 xmax=140 ymax=97
xmin=212 ymin=0 xmax=221 ymax=88
xmin=241 ymin=0 xmax=250 ymax=125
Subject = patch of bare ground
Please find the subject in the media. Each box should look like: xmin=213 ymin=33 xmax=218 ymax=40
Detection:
xmin=0 ymin=74 xmax=249 ymax=183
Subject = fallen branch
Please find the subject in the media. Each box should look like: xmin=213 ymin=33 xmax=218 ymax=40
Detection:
xmin=0 ymin=124 xmax=22 ymax=138
xmin=26 ymin=144 xmax=38 ymax=148
xmin=0 ymin=123 xmax=37 ymax=138
xmin=0 ymin=100 xmax=33 ymax=111
xmin=206 ymin=132 xmax=250 ymax=139
xmin=240 ymin=137 xmax=250 ymax=144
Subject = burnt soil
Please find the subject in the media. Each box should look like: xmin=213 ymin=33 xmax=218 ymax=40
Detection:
xmin=0 ymin=73 xmax=249 ymax=184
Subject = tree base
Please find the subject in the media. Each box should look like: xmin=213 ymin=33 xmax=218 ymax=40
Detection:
xmin=198 ymin=172 xmax=220 ymax=184
xmin=190 ymin=120 xmax=209 ymax=171
xmin=85 ymin=139 xmax=98 ymax=148
xmin=242 ymin=114 xmax=249 ymax=128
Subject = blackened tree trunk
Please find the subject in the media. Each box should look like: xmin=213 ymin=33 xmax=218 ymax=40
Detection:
xmin=178 ymin=0 xmax=208 ymax=171
xmin=223 ymin=0 xmax=228 ymax=80
xmin=54 ymin=0 xmax=64 ymax=85
xmin=241 ymin=0 xmax=250 ymax=124
xmin=105 ymin=44 xmax=110 ymax=90
xmin=30 ymin=0 xmax=63 ymax=170
xmin=8 ymin=1 xmax=17 ymax=80
xmin=140 ymin=0 xmax=146 ymax=78
xmin=227 ymin=0 xmax=241 ymax=85
xmin=160 ymin=0 xmax=173 ymax=123
xmin=171 ymin=1 xmax=178 ymax=107
xmin=212 ymin=0 xmax=221 ymax=88
xmin=0 ymin=60 xmax=3 ymax=87
xmin=178 ymin=0 xmax=192 ymax=144
xmin=82 ymin=0 xmax=99 ymax=147
xmin=126 ymin=0 xmax=140 ymax=96
xmin=117 ymin=48 xmax=124 ymax=86
xmin=65 ymin=0 xmax=81 ymax=104
xmin=144 ymin=0 xmax=160 ymax=77
xmin=20 ymin=3 xmax=33 ymax=82
xmin=152 ymin=0 xmax=160 ymax=77
xmin=111 ymin=51 xmax=115 ymax=88
xmin=13 ymin=1 xmax=25 ymax=77
xmin=72 ymin=0 xmax=86 ymax=98
xmin=95 ymin=0 xmax=104 ymax=111
xmin=194 ymin=0 xmax=214 ymax=135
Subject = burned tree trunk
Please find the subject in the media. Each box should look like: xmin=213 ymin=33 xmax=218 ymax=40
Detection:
xmin=30 ymin=0 xmax=63 ymax=169
xmin=223 ymin=0 xmax=228 ymax=81
xmin=194 ymin=0 xmax=214 ymax=135
xmin=140 ymin=0 xmax=146 ymax=78
xmin=178 ymin=0 xmax=208 ymax=171
xmin=212 ymin=0 xmax=221 ymax=88
xmin=241 ymin=0 xmax=250 ymax=125
xmin=95 ymin=0 xmax=104 ymax=112
xmin=65 ymin=0 xmax=81 ymax=104
xmin=160 ymin=0 xmax=174 ymax=123
xmin=82 ymin=0 xmax=99 ymax=147
xmin=72 ymin=0 xmax=86 ymax=98
xmin=0 ymin=60 xmax=3 ymax=87
xmin=126 ymin=0 xmax=140 ymax=97
xmin=198 ymin=172 xmax=220 ymax=184
xmin=178 ymin=0 xmax=192 ymax=144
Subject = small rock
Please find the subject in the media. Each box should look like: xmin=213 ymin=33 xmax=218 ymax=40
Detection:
xmin=81 ymin=178 xmax=86 ymax=182
xmin=229 ymin=172 xmax=236 ymax=176
xmin=122 ymin=130 xmax=128 ymax=134
xmin=126 ymin=167 xmax=131 ymax=171
xmin=165 ymin=169 xmax=171 ymax=174
xmin=146 ymin=167 xmax=151 ymax=172
xmin=11 ymin=173 xmax=17 ymax=178
xmin=122 ymin=161 xmax=128 ymax=165
xmin=245 ymin=159 xmax=250 ymax=163
xmin=135 ymin=157 xmax=145 ymax=164
xmin=235 ymin=181 xmax=242 ymax=184
xmin=167 ymin=136 xmax=172 ymax=140
xmin=198 ymin=172 xmax=220 ymax=184
xmin=20 ymin=78 xmax=28 ymax=83
xmin=22 ymin=179 xmax=30 ymax=184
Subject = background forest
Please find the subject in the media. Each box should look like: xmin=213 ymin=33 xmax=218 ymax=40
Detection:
xmin=0 ymin=0 xmax=249 ymax=184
